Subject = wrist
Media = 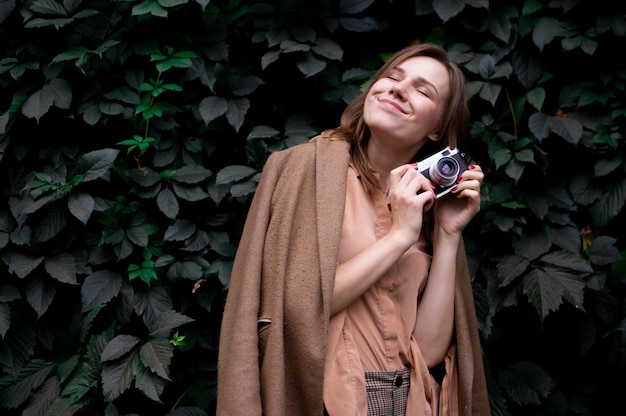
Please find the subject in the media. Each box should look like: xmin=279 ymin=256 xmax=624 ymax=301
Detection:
xmin=433 ymin=226 xmax=462 ymax=245
xmin=387 ymin=227 xmax=420 ymax=250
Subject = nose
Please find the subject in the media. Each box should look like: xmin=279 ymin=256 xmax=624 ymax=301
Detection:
xmin=389 ymin=82 xmax=407 ymax=101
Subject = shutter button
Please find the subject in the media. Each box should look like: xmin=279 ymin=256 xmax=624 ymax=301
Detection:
xmin=394 ymin=375 xmax=403 ymax=387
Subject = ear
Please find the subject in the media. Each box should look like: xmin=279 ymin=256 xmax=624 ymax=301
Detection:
xmin=427 ymin=130 xmax=439 ymax=142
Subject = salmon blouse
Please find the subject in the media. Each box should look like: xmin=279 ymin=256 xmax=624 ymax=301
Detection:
xmin=323 ymin=165 xmax=458 ymax=416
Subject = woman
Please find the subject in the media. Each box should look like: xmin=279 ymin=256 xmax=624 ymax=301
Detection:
xmin=216 ymin=43 xmax=490 ymax=416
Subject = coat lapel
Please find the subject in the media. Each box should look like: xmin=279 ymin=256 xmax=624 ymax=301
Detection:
xmin=314 ymin=139 xmax=350 ymax=320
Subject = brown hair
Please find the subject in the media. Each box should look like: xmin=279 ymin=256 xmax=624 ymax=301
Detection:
xmin=321 ymin=43 xmax=470 ymax=192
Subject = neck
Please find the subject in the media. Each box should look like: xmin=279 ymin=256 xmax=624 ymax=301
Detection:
xmin=367 ymin=137 xmax=424 ymax=189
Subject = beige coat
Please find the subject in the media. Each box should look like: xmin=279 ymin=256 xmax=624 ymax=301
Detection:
xmin=216 ymin=138 xmax=490 ymax=415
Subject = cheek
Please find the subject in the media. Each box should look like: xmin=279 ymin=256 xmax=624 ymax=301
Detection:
xmin=362 ymin=95 xmax=375 ymax=124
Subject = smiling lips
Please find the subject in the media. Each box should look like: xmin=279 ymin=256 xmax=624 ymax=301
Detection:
xmin=378 ymin=97 xmax=409 ymax=114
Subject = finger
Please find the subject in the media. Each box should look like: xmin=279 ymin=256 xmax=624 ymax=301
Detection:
xmin=458 ymin=164 xmax=484 ymax=183
xmin=389 ymin=164 xmax=417 ymax=188
xmin=416 ymin=189 xmax=435 ymax=211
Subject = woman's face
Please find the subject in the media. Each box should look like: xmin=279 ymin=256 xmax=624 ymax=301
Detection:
xmin=363 ymin=56 xmax=450 ymax=150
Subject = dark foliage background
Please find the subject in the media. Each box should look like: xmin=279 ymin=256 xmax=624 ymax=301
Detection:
xmin=0 ymin=0 xmax=625 ymax=415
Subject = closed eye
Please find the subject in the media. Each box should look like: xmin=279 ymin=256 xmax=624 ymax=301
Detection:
xmin=418 ymin=88 xmax=432 ymax=98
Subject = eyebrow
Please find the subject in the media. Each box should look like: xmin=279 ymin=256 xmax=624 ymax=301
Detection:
xmin=391 ymin=66 xmax=440 ymax=97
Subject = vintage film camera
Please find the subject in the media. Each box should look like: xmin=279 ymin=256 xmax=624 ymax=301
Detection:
xmin=416 ymin=146 xmax=468 ymax=198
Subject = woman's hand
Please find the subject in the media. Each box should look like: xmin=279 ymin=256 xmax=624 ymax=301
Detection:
xmin=387 ymin=164 xmax=436 ymax=244
xmin=433 ymin=164 xmax=483 ymax=237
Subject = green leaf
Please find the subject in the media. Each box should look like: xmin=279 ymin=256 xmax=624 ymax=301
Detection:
xmin=128 ymin=167 xmax=161 ymax=187
xmin=75 ymin=148 xmax=120 ymax=182
xmin=513 ymin=148 xmax=534 ymax=163
xmin=135 ymin=286 xmax=173 ymax=326
xmin=172 ymin=183 xmax=209 ymax=201
xmin=156 ymin=188 xmax=179 ymax=219
xmin=3 ymin=251 xmax=45 ymax=278
xmin=158 ymin=0 xmax=189 ymax=7
xmin=30 ymin=0 xmax=67 ymax=16
xmin=478 ymin=81 xmax=501 ymax=106
xmin=297 ymin=52 xmax=327 ymax=78
xmin=522 ymin=0 xmax=542 ymax=14
xmin=589 ymin=175 xmax=626 ymax=227
xmin=512 ymin=228 xmax=551 ymax=261
xmin=170 ymin=165 xmax=212 ymax=184
xmin=104 ymin=86 xmax=140 ymax=105
xmin=548 ymin=115 xmax=583 ymax=144
xmin=68 ymin=192 xmax=95 ymax=224
xmin=102 ymin=351 xmax=137 ymax=401
xmin=229 ymin=75 xmax=264 ymax=96
xmin=527 ymin=87 xmax=545 ymax=111
xmin=22 ymin=78 xmax=72 ymax=122
xmin=167 ymin=261 xmax=203 ymax=281
xmin=182 ymin=230 xmax=211 ymax=252
xmin=81 ymin=270 xmax=122 ymax=312
xmin=504 ymin=158 xmax=525 ymax=182
xmin=261 ymin=49 xmax=280 ymax=69
xmin=528 ymin=112 xmax=551 ymax=141
xmin=0 ymin=360 xmax=54 ymax=408
xmin=549 ymin=225 xmax=581 ymax=253
xmin=151 ymin=50 xmax=197 ymax=71
xmin=139 ymin=338 xmax=174 ymax=379
xmin=498 ymin=361 xmax=553 ymax=405
xmin=532 ymin=16 xmax=568 ymax=50
xmin=312 ymin=38 xmax=343 ymax=60
xmin=198 ymin=96 xmax=228 ymax=125
xmin=51 ymin=46 xmax=88 ymax=64
xmin=487 ymin=5 xmax=517 ymax=43
xmin=42 ymin=398 xmax=84 ymax=414
xmin=99 ymin=101 xmax=124 ymax=115
xmin=280 ymin=39 xmax=310 ymax=53
xmin=589 ymin=236 xmax=622 ymax=265
xmin=247 ymin=125 xmax=279 ymax=139
xmin=78 ymin=101 xmax=102 ymax=125
xmin=25 ymin=277 xmax=56 ymax=317
xmin=132 ymin=0 xmax=168 ymax=17
xmin=24 ymin=17 xmax=74 ymax=29
xmin=163 ymin=220 xmax=196 ymax=241
xmin=215 ymin=165 xmax=256 ymax=185
xmin=569 ymin=174 xmax=601 ymax=205
xmin=33 ymin=208 xmax=67 ymax=243
xmin=497 ymin=255 xmax=529 ymax=287
xmin=0 ymin=0 xmax=15 ymax=24
xmin=338 ymin=0 xmax=374 ymax=14
xmin=127 ymin=225 xmax=149 ymax=247
xmin=226 ymin=97 xmax=250 ymax=132
xmin=523 ymin=266 xmax=585 ymax=320
xmin=148 ymin=310 xmax=194 ymax=337
xmin=230 ymin=179 xmax=259 ymax=197
xmin=44 ymin=252 xmax=77 ymax=284
xmin=134 ymin=364 xmax=166 ymax=402
xmin=539 ymin=250 xmax=593 ymax=274
xmin=101 ymin=335 xmax=141 ymax=361
xmin=165 ymin=407 xmax=208 ymax=416
xmin=0 ymin=303 xmax=10 ymax=338
xmin=492 ymin=148 xmax=512 ymax=169
xmin=22 ymin=376 xmax=60 ymax=416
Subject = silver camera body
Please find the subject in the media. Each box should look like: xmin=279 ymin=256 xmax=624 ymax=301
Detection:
xmin=417 ymin=146 xmax=468 ymax=198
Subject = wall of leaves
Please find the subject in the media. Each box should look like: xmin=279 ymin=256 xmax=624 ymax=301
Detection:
xmin=0 ymin=0 xmax=625 ymax=415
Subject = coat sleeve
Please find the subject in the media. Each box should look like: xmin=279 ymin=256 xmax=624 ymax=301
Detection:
xmin=216 ymin=152 xmax=282 ymax=416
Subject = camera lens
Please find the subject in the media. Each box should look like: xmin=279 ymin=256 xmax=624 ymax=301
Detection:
xmin=429 ymin=156 xmax=459 ymax=186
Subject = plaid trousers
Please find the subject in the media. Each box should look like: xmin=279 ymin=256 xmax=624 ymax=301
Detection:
xmin=364 ymin=367 xmax=411 ymax=416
